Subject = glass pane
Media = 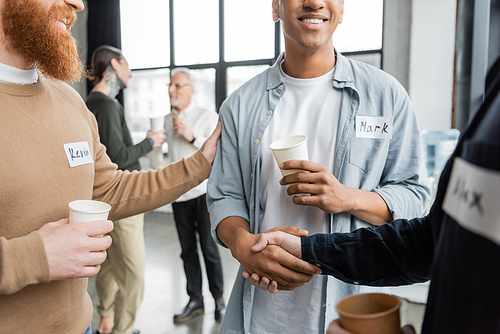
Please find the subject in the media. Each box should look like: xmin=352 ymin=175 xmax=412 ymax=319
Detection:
xmin=225 ymin=0 xmax=275 ymax=62
xmin=120 ymin=0 xmax=170 ymax=69
xmin=174 ymin=0 xmax=219 ymax=65
xmin=124 ymin=69 xmax=171 ymax=143
xmin=333 ymin=0 xmax=384 ymax=52
xmin=345 ymin=53 xmax=382 ymax=68
xmin=227 ymin=65 xmax=270 ymax=96
xmin=179 ymin=68 xmax=216 ymax=112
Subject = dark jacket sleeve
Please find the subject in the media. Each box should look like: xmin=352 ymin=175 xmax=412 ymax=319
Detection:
xmin=301 ymin=214 xmax=435 ymax=287
xmin=92 ymin=98 xmax=152 ymax=170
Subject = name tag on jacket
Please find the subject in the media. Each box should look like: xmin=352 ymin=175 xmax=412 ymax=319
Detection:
xmin=443 ymin=157 xmax=500 ymax=245
xmin=63 ymin=141 xmax=94 ymax=168
xmin=356 ymin=116 xmax=393 ymax=139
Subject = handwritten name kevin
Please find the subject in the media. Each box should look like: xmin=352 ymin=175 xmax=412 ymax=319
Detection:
xmin=68 ymin=147 xmax=91 ymax=161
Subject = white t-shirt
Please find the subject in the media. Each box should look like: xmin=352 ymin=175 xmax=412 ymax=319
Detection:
xmin=0 ymin=62 xmax=37 ymax=85
xmin=251 ymin=62 xmax=342 ymax=334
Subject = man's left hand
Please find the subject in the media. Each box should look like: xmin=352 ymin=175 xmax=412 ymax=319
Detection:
xmin=173 ymin=120 xmax=194 ymax=142
xmin=279 ymin=160 xmax=392 ymax=225
xmin=200 ymin=122 xmax=221 ymax=165
xmin=279 ymin=160 xmax=353 ymax=214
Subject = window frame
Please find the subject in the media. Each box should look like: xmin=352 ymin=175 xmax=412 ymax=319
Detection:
xmin=124 ymin=0 xmax=384 ymax=111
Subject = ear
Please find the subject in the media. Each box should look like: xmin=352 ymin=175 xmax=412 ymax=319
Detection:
xmin=110 ymin=58 xmax=120 ymax=71
xmin=272 ymin=0 xmax=279 ymax=22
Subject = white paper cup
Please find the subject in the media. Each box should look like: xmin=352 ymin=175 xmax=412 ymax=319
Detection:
xmin=150 ymin=117 xmax=165 ymax=132
xmin=270 ymin=135 xmax=309 ymax=180
xmin=69 ymin=200 xmax=111 ymax=223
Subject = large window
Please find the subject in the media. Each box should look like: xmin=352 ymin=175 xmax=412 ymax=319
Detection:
xmin=121 ymin=0 xmax=384 ymax=135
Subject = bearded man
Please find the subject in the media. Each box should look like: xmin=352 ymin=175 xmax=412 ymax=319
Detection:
xmin=0 ymin=1 xmax=221 ymax=333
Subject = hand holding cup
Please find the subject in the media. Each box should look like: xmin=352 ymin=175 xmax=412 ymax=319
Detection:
xmin=270 ymin=135 xmax=309 ymax=187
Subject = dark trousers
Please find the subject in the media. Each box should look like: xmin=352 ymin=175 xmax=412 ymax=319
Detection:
xmin=172 ymin=194 xmax=224 ymax=303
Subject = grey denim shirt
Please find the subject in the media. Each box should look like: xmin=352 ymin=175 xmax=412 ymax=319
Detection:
xmin=207 ymin=51 xmax=431 ymax=334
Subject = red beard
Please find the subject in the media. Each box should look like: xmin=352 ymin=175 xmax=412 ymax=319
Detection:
xmin=2 ymin=0 xmax=84 ymax=82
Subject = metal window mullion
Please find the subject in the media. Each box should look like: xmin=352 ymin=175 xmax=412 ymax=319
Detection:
xmin=274 ymin=20 xmax=281 ymax=61
xmin=216 ymin=0 xmax=227 ymax=111
xmin=169 ymin=0 xmax=175 ymax=68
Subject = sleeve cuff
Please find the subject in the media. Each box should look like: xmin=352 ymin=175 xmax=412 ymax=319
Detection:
xmin=0 ymin=231 xmax=50 ymax=294
xmin=146 ymin=137 xmax=155 ymax=148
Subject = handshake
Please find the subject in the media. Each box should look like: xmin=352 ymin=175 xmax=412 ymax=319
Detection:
xmin=233 ymin=225 xmax=321 ymax=294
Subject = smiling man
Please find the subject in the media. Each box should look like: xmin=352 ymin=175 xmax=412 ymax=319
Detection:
xmin=0 ymin=1 xmax=220 ymax=333
xmin=207 ymin=0 xmax=430 ymax=333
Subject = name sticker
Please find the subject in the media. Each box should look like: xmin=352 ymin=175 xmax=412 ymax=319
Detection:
xmin=356 ymin=116 xmax=393 ymax=139
xmin=443 ymin=157 xmax=500 ymax=245
xmin=63 ymin=141 xmax=94 ymax=168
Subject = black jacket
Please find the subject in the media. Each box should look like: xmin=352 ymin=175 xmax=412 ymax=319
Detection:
xmin=302 ymin=58 xmax=500 ymax=333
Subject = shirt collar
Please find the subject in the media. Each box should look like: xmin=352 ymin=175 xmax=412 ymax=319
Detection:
xmin=0 ymin=62 xmax=38 ymax=85
xmin=267 ymin=49 xmax=356 ymax=91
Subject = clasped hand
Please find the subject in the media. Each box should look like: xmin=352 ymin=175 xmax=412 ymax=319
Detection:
xmin=238 ymin=227 xmax=318 ymax=293
xmin=229 ymin=226 xmax=320 ymax=293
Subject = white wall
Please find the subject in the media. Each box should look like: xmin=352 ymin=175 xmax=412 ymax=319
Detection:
xmin=409 ymin=0 xmax=457 ymax=131
xmin=383 ymin=0 xmax=412 ymax=91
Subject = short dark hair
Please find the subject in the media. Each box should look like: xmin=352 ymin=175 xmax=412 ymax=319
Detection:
xmin=88 ymin=45 xmax=123 ymax=85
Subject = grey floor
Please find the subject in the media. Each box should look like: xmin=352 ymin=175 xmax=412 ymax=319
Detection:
xmin=87 ymin=211 xmax=427 ymax=334
xmin=88 ymin=211 xmax=240 ymax=334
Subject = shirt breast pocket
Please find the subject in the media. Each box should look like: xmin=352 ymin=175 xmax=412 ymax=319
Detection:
xmin=348 ymin=137 xmax=387 ymax=173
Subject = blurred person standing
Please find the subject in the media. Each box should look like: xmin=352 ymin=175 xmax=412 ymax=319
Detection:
xmin=86 ymin=45 xmax=166 ymax=334
xmin=165 ymin=68 xmax=225 ymax=323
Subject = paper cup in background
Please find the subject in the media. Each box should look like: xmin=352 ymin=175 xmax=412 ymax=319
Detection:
xmin=150 ymin=116 xmax=165 ymax=132
xmin=336 ymin=293 xmax=401 ymax=334
xmin=270 ymin=135 xmax=309 ymax=184
xmin=69 ymin=200 xmax=111 ymax=224
xmin=172 ymin=117 xmax=183 ymax=126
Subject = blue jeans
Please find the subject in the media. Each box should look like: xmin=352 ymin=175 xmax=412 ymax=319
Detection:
xmin=84 ymin=324 xmax=92 ymax=334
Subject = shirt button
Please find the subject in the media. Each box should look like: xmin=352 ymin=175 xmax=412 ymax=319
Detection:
xmin=347 ymin=76 xmax=352 ymax=81
xmin=353 ymin=281 xmax=359 ymax=285
xmin=278 ymin=85 xmax=284 ymax=90
xmin=268 ymin=110 xmax=273 ymax=116
xmin=255 ymin=139 xmax=260 ymax=144
xmin=251 ymin=173 xmax=254 ymax=179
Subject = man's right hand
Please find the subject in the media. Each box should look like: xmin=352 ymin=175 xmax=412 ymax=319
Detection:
xmin=37 ymin=218 xmax=113 ymax=281
xmin=217 ymin=217 xmax=321 ymax=291
xmin=242 ymin=228 xmax=309 ymax=292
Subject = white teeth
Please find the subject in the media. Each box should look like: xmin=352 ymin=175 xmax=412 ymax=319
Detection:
xmin=303 ymin=18 xmax=323 ymax=24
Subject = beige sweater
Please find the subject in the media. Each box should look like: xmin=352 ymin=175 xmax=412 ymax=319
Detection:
xmin=0 ymin=74 xmax=211 ymax=333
